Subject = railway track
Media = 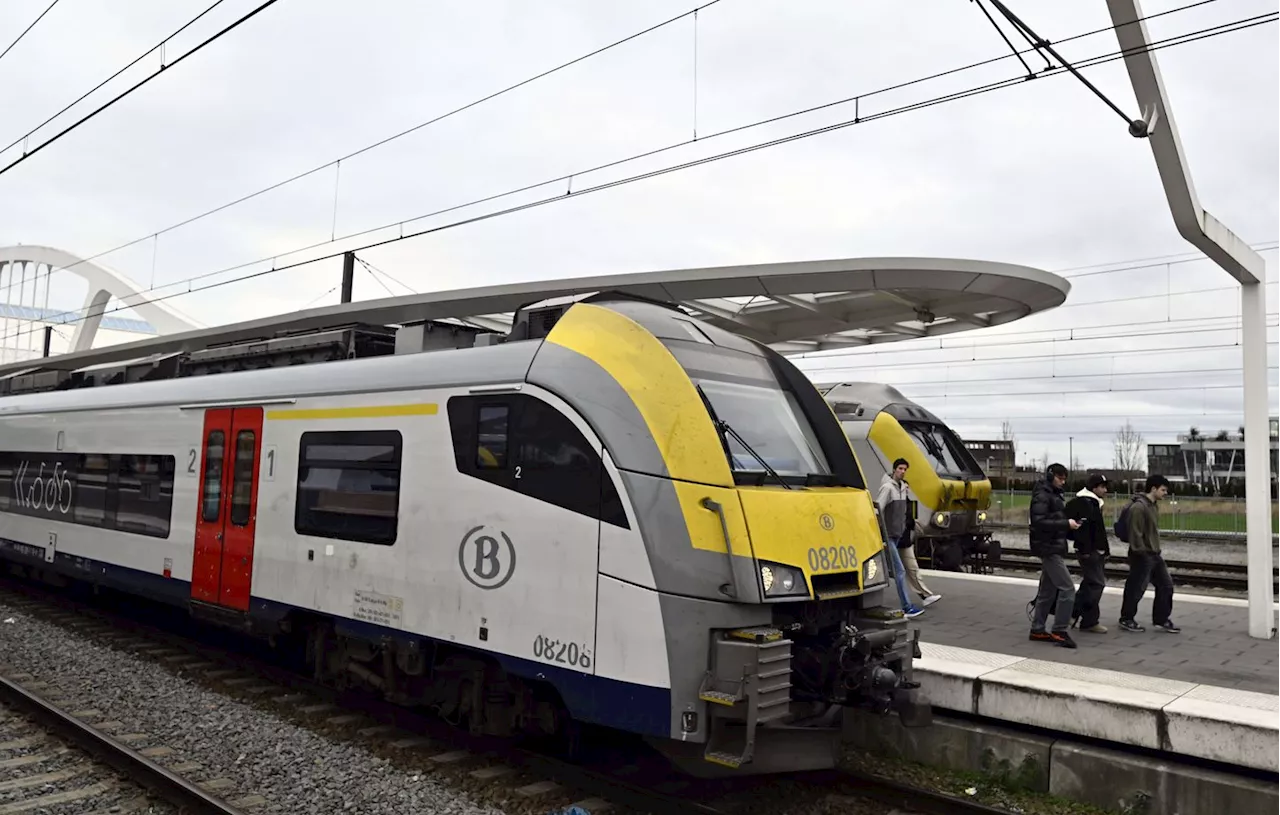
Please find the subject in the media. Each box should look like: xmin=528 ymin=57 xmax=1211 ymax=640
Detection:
xmin=0 ymin=575 xmax=1030 ymax=815
xmin=967 ymin=548 xmax=1276 ymax=592
xmin=0 ymin=673 xmax=244 ymax=815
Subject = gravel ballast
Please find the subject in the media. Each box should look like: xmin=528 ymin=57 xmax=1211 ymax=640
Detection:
xmin=0 ymin=600 xmax=512 ymax=815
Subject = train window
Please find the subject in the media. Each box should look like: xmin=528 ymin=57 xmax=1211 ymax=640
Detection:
xmin=476 ymin=405 xmax=509 ymax=469
xmin=75 ymin=453 xmax=115 ymax=528
xmin=0 ymin=450 xmax=174 ymax=539
xmin=446 ymin=394 xmax=628 ymax=528
xmin=115 ymin=455 xmax=176 ymax=538
xmin=0 ymin=453 xmax=13 ymax=511
xmin=514 ymin=398 xmax=602 ymax=520
xmin=295 ymin=430 xmax=402 ymax=545
xmin=201 ymin=431 xmax=226 ymax=523
xmin=230 ymin=431 xmax=257 ymax=527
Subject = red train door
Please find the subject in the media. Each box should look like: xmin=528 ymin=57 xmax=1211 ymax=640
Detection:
xmin=191 ymin=407 xmax=264 ymax=611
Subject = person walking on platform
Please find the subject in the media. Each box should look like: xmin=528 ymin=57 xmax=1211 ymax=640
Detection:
xmin=1118 ymin=475 xmax=1179 ymax=633
xmin=877 ymin=459 xmax=937 ymax=619
xmin=1028 ymin=463 xmax=1080 ymax=648
xmin=1065 ymin=473 xmax=1110 ymax=633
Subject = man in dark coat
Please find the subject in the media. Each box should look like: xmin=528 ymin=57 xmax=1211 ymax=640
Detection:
xmin=1065 ymin=473 xmax=1110 ymax=633
xmin=1028 ymin=463 xmax=1080 ymax=648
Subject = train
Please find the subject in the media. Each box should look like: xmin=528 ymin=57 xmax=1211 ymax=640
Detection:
xmin=816 ymin=383 xmax=998 ymax=573
xmin=0 ymin=291 xmax=930 ymax=777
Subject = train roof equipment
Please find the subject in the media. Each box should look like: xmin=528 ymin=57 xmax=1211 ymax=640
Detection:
xmin=0 ymin=255 xmax=1069 ymax=397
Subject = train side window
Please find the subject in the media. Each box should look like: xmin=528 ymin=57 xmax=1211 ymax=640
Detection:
xmin=76 ymin=453 xmax=115 ymax=528
xmin=446 ymin=394 xmax=629 ymax=528
xmin=514 ymin=398 xmax=602 ymax=520
xmin=475 ymin=405 xmax=509 ymax=469
xmin=0 ymin=453 xmax=10 ymax=511
xmin=115 ymin=454 xmax=175 ymax=538
xmin=229 ymin=431 xmax=256 ymax=527
xmin=201 ymin=431 xmax=226 ymax=523
xmin=295 ymin=430 xmax=401 ymax=545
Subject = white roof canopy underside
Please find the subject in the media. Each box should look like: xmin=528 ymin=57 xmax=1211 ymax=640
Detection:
xmin=0 ymin=255 xmax=1069 ymax=375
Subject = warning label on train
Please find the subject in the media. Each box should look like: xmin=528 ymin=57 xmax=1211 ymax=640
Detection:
xmin=353 ymin=590 xmax=404 ymax=628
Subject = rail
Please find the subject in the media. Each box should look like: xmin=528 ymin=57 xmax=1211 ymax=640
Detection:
xmin=0 ymin=673 xmax=246 ymax=815
xmin=938 ymin=548 xmax=1277 ymax=593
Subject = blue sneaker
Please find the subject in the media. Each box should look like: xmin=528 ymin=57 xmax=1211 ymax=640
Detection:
xmin=904 ymin=606 xmax=925 ymax=619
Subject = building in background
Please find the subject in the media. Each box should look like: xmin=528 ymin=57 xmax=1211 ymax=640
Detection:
xmin=1146 ymin=418 xmax=1280 ymax=494
xmin=962 ymin=439 xmax=1015 ymax=478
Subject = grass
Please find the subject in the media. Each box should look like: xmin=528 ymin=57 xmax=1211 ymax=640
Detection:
xmin=988 ymin=492 xmax=1280 ymax=534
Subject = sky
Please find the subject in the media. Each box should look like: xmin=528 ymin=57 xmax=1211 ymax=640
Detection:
xmin=0 ymin=0 xmax=1276 ymax=470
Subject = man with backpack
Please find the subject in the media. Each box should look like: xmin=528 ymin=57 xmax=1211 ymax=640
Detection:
xmin=1116 ymin=474 xmax=1179 ymax=633
xmin=1065 ymin=473 xmax=1111 ymax=633
xmin=1028 ymin=463 xmax=1081 ymax=648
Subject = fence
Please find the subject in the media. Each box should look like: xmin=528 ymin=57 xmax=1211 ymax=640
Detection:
xmin=987 ymin=490 xmax=1280 ymax=535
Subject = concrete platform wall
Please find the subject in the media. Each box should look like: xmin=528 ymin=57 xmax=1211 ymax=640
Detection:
xmin=845 ymin=711 xmax=1278 ymax=815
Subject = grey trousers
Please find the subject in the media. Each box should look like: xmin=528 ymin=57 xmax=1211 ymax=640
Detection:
xmin=1032 ymin=554 xmax=1077 ymax=633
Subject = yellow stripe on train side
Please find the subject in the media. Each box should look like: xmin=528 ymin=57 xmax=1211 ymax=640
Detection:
xmin=266 ymin=403 xmax=439 ymax=421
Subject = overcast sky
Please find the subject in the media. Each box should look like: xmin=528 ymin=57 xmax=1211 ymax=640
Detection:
xmin=0 ymin=0 xmax=1276 ymax=469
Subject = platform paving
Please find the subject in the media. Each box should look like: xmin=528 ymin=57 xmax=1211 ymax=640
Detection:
xmin=908 ymin=571 xmax=1278 ymax=694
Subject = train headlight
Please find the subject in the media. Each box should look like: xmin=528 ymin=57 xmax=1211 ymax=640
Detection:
xmin=978 ymin=511 xmax=988 ymax=523
xmin=862 ymin=552 xmax=886 ymax=587
xmin=933 ymin=512 xmax=951 ymax=528
xmin=758 ymin=561 xmax=808 ymax=598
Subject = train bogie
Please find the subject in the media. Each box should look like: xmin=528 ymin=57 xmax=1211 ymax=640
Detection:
xmin=0 ymin=294 xmax=929 ymax=775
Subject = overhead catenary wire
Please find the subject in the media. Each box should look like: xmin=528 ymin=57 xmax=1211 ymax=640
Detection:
xmin=6 ymin=0 xmax=1234 ymax=298
xmin=0 ymin=0 xmax=231 ymax=158
xmin=0 ymin=0 xmax=282 ymax=178
xmin=0 ymin=0 xmax=62 ymax=65
xmin=8 ymin=0 xmax=726 ymax=291
xmin=4 ymin=8 xmax=1271 ymax=347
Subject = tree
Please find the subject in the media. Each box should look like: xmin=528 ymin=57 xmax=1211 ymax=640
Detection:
xmin=1000 ymin=420 xmax=1017 ymax=452
xmin=1113 ymin=420 xmax=1145 ymax=473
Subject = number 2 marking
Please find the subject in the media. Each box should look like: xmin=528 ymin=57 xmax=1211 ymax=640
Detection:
xmin=186 ymin=449 xmax=198 ymax=475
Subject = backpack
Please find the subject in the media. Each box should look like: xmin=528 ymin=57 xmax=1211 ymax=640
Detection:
xmin=1114 ymin=497 xmax=1138 ymax=543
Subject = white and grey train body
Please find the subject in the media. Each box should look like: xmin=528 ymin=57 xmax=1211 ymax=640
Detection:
xmin=0 ymin=294 xmax=928 ymax=774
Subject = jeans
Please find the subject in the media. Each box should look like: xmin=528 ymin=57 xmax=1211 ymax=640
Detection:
xmin=884 ymin=538 xmax=913 ymax=610
xmin=1031 ymin=553 xmax=1076 ymax=633
xmin=1120 ymin=551 xmax=1174 ymax=624
xmin=1072 ymin=553 xmax=1107 ymax=628
xmin=900 ymin=545 xmax=933 ymax=598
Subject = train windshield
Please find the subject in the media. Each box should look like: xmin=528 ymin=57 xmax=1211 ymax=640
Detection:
xmin=901 ymin=420 xmax=983 ymax=480
xmin=696 ymin=378 xmax=831 ymax=478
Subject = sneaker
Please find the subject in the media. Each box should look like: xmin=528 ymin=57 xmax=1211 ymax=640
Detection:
xmin=904 ymin=606 xmax=925 ymax=619
xmin=1030 ymin=630 xmax=1077 ymax=648
xmin=1119 ymin=619 xmax=1145 ymax=633
xmin=1154 ymin=620 xmax=1181 ymax=633
xmin=1080 ymin=623 xmax=1108 ymax=634
xmin=921 ymin=594 xmax=942 ymax=608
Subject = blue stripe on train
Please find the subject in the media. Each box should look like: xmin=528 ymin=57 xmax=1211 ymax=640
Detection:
xmin=0 ymin=538 xmax=672 ymax=738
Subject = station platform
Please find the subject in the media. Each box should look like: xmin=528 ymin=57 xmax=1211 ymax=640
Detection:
xmin=894 ymin=571 xmax=1278 ymax=775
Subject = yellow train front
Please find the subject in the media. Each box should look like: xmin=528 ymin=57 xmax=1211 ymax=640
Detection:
xmin=818 ymin=382 xmax=997 ymax=572
xmin=526 ymin=295 xmax=930 ymax=777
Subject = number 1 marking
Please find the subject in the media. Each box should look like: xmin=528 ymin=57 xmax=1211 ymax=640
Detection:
xmin=263 ymin=446 xmax=277 ymax=481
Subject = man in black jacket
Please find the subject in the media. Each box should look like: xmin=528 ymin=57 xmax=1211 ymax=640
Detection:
xmin=1028 ymin=463 xmax=1081 ymax=648
xmin=1065 ymin=473 xmax=1110 ymax=633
